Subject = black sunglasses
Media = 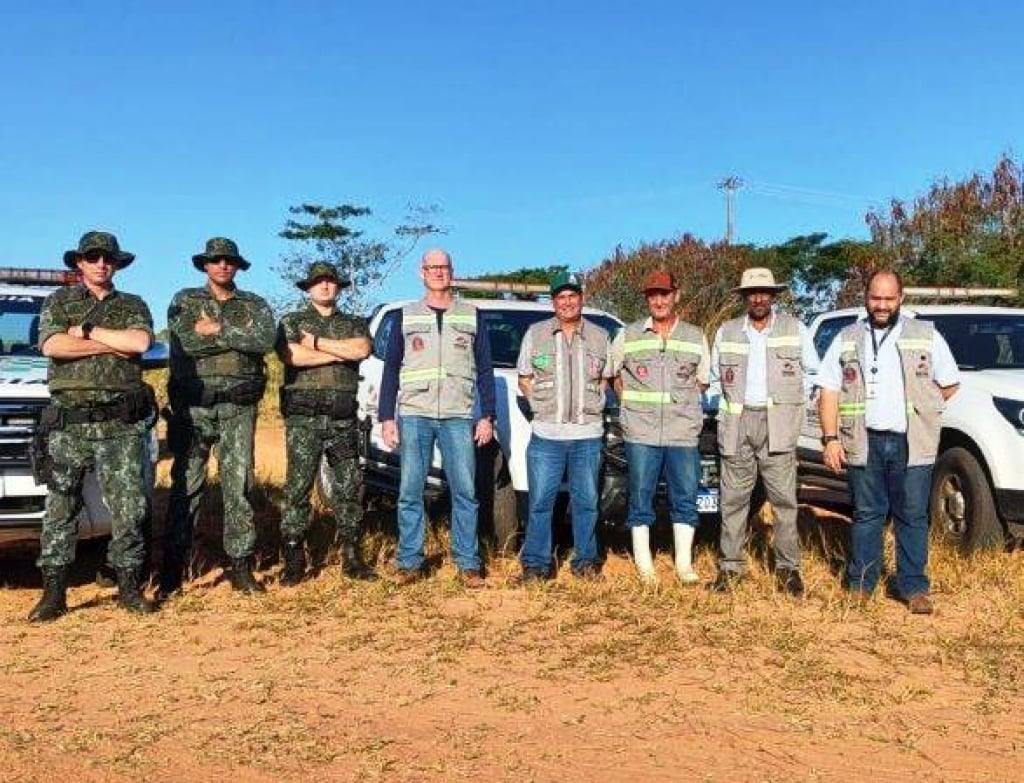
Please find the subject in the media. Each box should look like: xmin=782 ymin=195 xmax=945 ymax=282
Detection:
xmin=81 ymin=250 xmax=115 ymax=264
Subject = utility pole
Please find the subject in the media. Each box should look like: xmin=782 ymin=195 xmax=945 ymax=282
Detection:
xmin=717 ymin=176 xmax=743 ymax=244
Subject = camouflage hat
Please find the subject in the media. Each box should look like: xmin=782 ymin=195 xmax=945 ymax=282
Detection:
xmin=191 ymin=237 xmax=251 ymax=271
xmin=296 ymin=261 xmax=351 ymax=291
xmin=550 ymin=270 xmax=582 ymax=296
xmin=62 ymin=231 xmax=135 ymax=270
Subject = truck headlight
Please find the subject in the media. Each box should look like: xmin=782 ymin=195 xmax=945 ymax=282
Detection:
xmin=992 ymin=396 xmax=1024 ymax=431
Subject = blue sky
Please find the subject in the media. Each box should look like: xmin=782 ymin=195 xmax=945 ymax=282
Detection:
xmin=2 ymin=1 xmax=1021 ymax=325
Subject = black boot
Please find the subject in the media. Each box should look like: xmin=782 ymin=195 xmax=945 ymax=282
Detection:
xmin=28 ymin=566 xmax=70 ymax=622
xmin=228 ymin=557 xmax=265 ymax=594
xmin=116 ymin=568 xmax=156 ymax=614
xmin=157 ymin=556 xmax=184 ymax=601
xmin=340 ymin=541 xmax=378 ymax=581
xmin=279 ymin=540 xmax=307 ymax=587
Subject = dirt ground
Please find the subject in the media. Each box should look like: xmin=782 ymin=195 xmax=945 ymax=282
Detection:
xmin=1 ymin=424 xmax=1022 ymax=782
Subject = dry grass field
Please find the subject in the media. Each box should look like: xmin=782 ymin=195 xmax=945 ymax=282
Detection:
xmin=1 ymin=424 xmax=1023 ymax=782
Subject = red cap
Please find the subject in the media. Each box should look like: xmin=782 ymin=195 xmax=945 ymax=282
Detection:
xmin=642 ymin=270 xmax=677 ymax=293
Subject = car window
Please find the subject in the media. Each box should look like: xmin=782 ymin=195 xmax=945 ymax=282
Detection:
xmin=372 ymin=309 xmax=400 ymax=361
xmin=928 ymin=314 xmax=1024 ymax=370
xmin=481 ymin=310 xmax=621 ymax=368
xmin=813 ymin=315 xmax=857 ymax=359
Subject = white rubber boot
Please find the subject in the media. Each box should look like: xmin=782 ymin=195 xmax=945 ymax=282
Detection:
xmin=631 ymin=526 xmax=658 ymax=583
xmin=673 ymin=523 xmax=700 ymax=584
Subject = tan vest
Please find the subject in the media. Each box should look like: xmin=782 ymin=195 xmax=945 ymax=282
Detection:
xmin=525 ymin=318 xmax=609 ymax=426
xmin=398 ymin=300 xmax=478 ymax=419
xmin=619 ymin=318 xmax=705 ymax=447
xmin=836 ymin=318 xmax=943 ymax=467
xmin=717 ymin=314 xmax=805 ymax=456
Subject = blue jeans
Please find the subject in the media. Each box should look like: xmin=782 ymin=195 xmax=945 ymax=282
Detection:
xmin=521 ymin=434 xmax=602 ymax=573
xmin=397 ymin=416 xmax=480 ymax=572
xmin=625 ymin=442 xmax=700 ymax=529
xmin=846 ymin=431 xmax=932 ymax=596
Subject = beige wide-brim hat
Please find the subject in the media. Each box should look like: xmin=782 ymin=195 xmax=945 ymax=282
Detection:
xmin=731 ymin=267 xmax=788 ymax=294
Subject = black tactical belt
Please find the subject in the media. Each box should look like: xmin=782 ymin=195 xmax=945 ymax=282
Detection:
xmin=279 ymin=387 xmax=356 ymax=419
xmin=47 ymin=386 xmax=155 ymax=427
xmin=174 ymin=377 xmax=266 ymax=407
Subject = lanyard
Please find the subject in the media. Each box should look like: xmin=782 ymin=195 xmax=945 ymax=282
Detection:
xmin=868 ymin=324 xmax=894 ymax=375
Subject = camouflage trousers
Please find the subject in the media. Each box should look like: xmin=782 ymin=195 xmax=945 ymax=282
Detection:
xmin=164 ymin=401 xmax=257 ymax=563
xmin=38 ymin=420 xmax=148 ymax=570
xmin=281 ymin=415 xmax=362 ymax=543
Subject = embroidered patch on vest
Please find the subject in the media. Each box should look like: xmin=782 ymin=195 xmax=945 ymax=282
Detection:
xmin=587 ymin=356 xmax=603 ymax=376
xmin=412 ymin=336 xmax=425 ymax=352
xmin=843 ymin=366 xmax=858 ymax=383
xmin=723 ymin=368 xmax=735 ymax=385
xmin=532 ymin=354 xmax=551 ymax=370
xmin=453 ymin=335 xmax=470 ymax=349
xmin=636 ymin=365 xmax=649 ymax=380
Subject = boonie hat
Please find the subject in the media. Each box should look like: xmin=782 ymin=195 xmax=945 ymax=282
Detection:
xmin=550 ymin=271 xmax=582 ymax=296
xmin=296 ymin=261 xmax=351 ymax=291
xmin=192 ymin=237 xmax=251 ymax=271
xmin=63 ymin=231 xmax=135 ymax=270
xmin=732 ymin=267 xmax=787 ymax=294
xmin=642 ymin=269 xmax=677 ymax=293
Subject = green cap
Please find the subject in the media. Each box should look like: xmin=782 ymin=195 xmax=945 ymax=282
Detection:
xmin=550 ymin=270 xmax=582 ymax=296
xmin=296 ymin=261 xmax=351 ymax=291
xmin=63 ymin=231 xmax=135 ymax=269
xmin=192 ymin=237 xmax=251 ymax=271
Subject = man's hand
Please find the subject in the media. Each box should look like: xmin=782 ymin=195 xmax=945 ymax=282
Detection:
xmin=299 ymin=330 xmax=318 ymax=350
xmin=474 ymin=418 xmax=494 ymax=446
xmin=381 ymin=420 xmax=399 ymax=449
xmin=823 ymin=440 xmax=847 ymax=473
xmin=67 ymin=325 xmax=87 ymax=339
xmin=194 ymin=311 xmax=222 ymax=337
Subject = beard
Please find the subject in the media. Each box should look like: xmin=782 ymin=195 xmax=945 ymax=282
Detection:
xmin=867 ymin=305 xmax=900 ymax=329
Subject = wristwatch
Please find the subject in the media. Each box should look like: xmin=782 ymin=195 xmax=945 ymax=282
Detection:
xmin=81 ymin=322 xmax=94 ymax=340
xmin=821 ymin=434 xmax=839 ymax=446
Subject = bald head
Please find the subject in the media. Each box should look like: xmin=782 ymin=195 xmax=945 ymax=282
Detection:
xmin=421 ymin=248 xmax=452 ymax=269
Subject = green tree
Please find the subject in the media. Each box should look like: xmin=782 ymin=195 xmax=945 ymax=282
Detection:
xmin=275 ymin=202 xmax=445 ymax=314
xmin=865 ymin=153 xmax=1024 ymax=301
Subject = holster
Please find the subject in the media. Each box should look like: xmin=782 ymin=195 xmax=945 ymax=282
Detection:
xmin=280 ymin=387 xmax=356 ymax=419
xmin=28 ymin=406 xmax=60 ymax=485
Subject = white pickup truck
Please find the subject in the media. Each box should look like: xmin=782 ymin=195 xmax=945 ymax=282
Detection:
xmin=356 ymin=293 xmax=721 ymax=551
xmin=798 ymin=303 xmax=1024 ymax=551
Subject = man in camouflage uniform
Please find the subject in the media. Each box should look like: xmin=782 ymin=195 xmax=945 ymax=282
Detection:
xmin=276 ymin=261 xmax=376 ymax=585
xmin=159 ymin=237 xmax=276 ymax=597
xmin=29 ymin=231 xmax=156 ymax=622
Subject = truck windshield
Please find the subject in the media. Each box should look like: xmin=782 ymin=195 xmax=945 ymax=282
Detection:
xmin=929 ymin=314 xmax=1024 ymax=370
xmin=481 ymin=311 xmax=622 ymax=368
xmin=0 ymin=294 xmax=44 ymax=356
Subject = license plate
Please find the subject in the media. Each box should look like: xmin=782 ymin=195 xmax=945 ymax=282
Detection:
xmin=697 ymin=489 xmax=719 ymax=514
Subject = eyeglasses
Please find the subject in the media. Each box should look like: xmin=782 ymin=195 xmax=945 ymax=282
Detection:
xmin=208 ymin=256 xmax=240 ymax=267
xmin=81 ymin=251 xmax=115 ymax=265
xmin=422 ymin=265 xmax=451 ymax=273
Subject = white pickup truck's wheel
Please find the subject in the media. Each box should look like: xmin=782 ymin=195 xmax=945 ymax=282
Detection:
xmin=930 ymin=447 xmax=1005 ymax=552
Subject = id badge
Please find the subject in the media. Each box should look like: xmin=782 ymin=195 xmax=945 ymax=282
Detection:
xmin=866 ymin=380 xmax=878 ymax=400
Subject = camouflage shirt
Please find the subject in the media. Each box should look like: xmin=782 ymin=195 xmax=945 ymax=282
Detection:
xmin=277 ymin=304 xmax=368 ymax=392
xmin=38 ymin=285 xmax=153 ymax=406
xmin=167 ymin=285 xmax=275 ymax=390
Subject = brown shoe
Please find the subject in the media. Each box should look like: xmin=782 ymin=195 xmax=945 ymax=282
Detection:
xmin=392 ymin=568 xmax=423 ymax=586
xmin=906 ymin=593 xmax=934 ymax=615
xmin=458 ymin=570 xmax=486 ymax=589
